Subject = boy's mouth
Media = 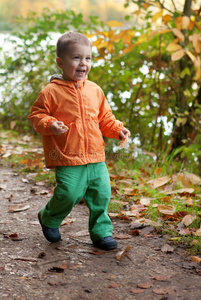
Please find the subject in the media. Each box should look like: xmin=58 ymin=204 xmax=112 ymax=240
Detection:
xmin=76 ymin=69 xmax=86 ymax=76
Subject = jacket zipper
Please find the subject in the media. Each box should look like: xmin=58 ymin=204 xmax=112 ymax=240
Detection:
xmin=76 ymin=83 xmax=88 ymax=162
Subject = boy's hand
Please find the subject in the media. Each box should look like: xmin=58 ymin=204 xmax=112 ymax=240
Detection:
xmin=51 ymin=121 xmax=69 ymax=135
xmin=119 ymin=128 xmax=131 ymax=148
xmin=119 ymin=127 xmax=130 ymax=140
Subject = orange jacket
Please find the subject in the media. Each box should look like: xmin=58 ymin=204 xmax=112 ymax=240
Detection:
xmin=28 ymin=77 xmax=123 ymax=168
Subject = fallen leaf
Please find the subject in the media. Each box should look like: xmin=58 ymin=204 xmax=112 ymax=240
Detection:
xmin=115 ymin=233 xmax=132 ymax=239
xmin=108 ymin=283 xmax=121 ymax=288
xmin=158 ymin=205 xmax=176 ymax=215
xmin=140 ymin=197 xmax=151 ymax=206
xmin=190 ymin=256 xmax=201 ymax=263
xmin=131 ymin=288 xmax=145 ymax=294
xmin=147 ymin=176 xmax=171 ymax=189
xmin=8 ymin=233 xmax=18 ymax=239
xmin=165 ymin=188 xmax=194 ymax=195
xmin=38 ymin=252 xmax=46 ymax=259
xmin=116 ymin=246 xmax=130 ymax=261
xmin=153 ymin=275 xmax=172 ymax=281
xmin=182 ymin=214 xmax=196 ymax=227
xmin=137 ymin=282 xmax=153 ymax=289
xmin=161 ymin=244 xmax=174 ymax=253
xmin=194 ymin=228 xmax=201 ymax=237
xmin=130 ymin=229 xmax=140 ymax=236
xmin=8 ymin=204 xmax=30 ymax=212
xmin=153 ymin=287 xmax=176 ymax=295
xmin=60 ymin=218 xmax=76 ymax=226
xmin=48 ymin=264 xmax=67 ymax=273
xmin=89 ymin=251 xmax=105 ymax=255
xmin=0 ymin=265 xmax=5 ymax=271
xmin=154 ymin=167 xmax=162 ymax=175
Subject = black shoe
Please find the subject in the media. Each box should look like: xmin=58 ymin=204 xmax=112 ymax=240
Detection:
xmin=38 ymin=212 xmax=61 ymax=243
xmin=93 ymin=236 xmax=117 ymax=250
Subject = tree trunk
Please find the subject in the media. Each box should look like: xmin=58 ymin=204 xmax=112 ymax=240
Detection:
xmin=168 ymin=0 xmax=193 ymax=154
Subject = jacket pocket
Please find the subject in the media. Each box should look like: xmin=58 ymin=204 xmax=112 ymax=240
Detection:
xmin=88 ymin=119 xmax=105 ymax=152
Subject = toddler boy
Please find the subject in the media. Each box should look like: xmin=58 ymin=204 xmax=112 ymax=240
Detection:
xmin=28 ymin=32 xmax=130 ymax=250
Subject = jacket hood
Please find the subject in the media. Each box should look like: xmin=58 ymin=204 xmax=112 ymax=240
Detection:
xmin=50 ymin=74 xmax=86 ymax=88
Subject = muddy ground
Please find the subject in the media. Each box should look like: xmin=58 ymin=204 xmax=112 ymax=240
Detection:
xmin=0 ymin=167 xmax=201 ymax=300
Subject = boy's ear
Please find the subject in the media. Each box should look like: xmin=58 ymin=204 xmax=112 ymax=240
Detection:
xmin=56 ymin=57 xmax=63 ymax=69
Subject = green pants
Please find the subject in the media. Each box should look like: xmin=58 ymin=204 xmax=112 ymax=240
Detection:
xmin=40 ymin=162 xmax=113 ymax=241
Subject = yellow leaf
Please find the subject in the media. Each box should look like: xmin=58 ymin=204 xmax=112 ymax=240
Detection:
xmin=110 ymin=31 xmax=125 ymax=43
xmin=186 ymin=50 xmax=196 ymax=63
xmin=143 ymin=3 xmax=150 ymax=9
xmin=175 ymin=16 xmax=182 ymax=30
xmin=136 ymin=34 xmax=147 ymax=44
xmin=127 ymin=30 xmax=136 ymax=37
xmin=190 ymin=256 xmax=201 ymax=263
xmin=116 ymin=246 xmax=130 ymax=261
xmin=96 ymin=31 xmax=108 ymax=37
xmin=182 ymin=16 xmax=190 ymax=30
xmin=154 ymin=167 xmax=162 ymax=175
xmin=106 ymin=20 xmax=124 ymax=27
xmin=194 ymin=66 xmax=201 ymax=81
xmin=107 ymin=41 xmax=114 ymax=53
xmin=151 ymin=10 xmax=163 ymax=22
xmin=162 ymin=14 xmax=171 ymax=24
xmin=84 ymin=33 xmax=95 ymax=38
xmin=166 ymin=43 xmax=183 ymax=52
xmin=96 ymin=41 xmax=108 ymax=49
xmin=149 ymin=27 xmax=171 ymax=39
xmin=172 ymin=28 xmax=184 ymax=42
xmin=171 ymin=49 xmax=185 ymax=61
xmin=188 ymin=20 xmax=194 ymax=30
xmin=108 ymin=30 xmax=114 ymax=39
xmin=157 ymin=205 xmax=176 ymax=215
xmin=92 ymin=38 xmax=103 ymax=47
xmin=135 ymin=10 xmax=141 ymax=16
xmin=122 ymin=45 xmax=134 ymax=54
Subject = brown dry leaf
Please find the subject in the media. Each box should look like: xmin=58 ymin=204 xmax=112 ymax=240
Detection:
xmin=158 ymin=205 xmax=176 ymax=215
xmin=182 ymin=214 xmax=196 ymax=227
xmin=120 ymin=132 xmax=129 ymax=148
xmin=115 ymin=233 xmax=132 ymax=239
xmin=116 ymin=246 xmax=130 ymax=261
xmin=190 ymin=256 xmax=201 ymax=263
xmin=60 ymin=218 xmax=76 ymax=226
xmin=8 ymin=233 xmax=18 ymax=239
xmin=166 ymin=43 xmax=183 ymax=52
xmin=161 ymin=244 xmax=174 ymax=253
xmin=177 ymin=172 xmax=201 ymax=185
xmin=186 ymin=197 xmax=193 ymax=206
xmin=153 ymin=274 xmax=172 ymax=281
xmin=172 ymin=28 xmax=185 ymax=42
xmin=182 ymin=16 xmax=190 ymax=29
xmin=194 ymin=227 xmax=201 ymax=237
xmin=108 ymin=283 xmax=121 ymax=288
xmin=89 ymin=251 xmax=106 ymax=255
xmin=153 ymin=287 xmax=176 ymax=295
xmin=165 ymin=188 xmax=194 ymax=195
xmin=131 ymin=288 xmax=145 ymax=294
xmin=171 ymin=49 xmax=185 ymax=61
xmin=8 ymin=204 xmax=30 ymax=213
xmin=137 ymin=282 xmax=153 ymax=289
xmin=147 ymin=176 xmax=171 ymax=189
xmin=140 ymin=197 xmax=151 ymax=206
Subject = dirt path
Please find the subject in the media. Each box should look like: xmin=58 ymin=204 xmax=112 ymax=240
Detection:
xmin=0 ymin=167 xmax=201 ymax=300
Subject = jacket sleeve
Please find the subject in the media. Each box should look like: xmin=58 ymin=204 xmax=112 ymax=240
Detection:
xmin=28 ymin=91 xmax=57 ymax=135
xmin=98 ymin=91 xmax=123 ymax=140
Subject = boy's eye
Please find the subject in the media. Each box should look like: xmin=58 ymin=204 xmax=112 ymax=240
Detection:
xmin=74 ymin=56 xmax=80 ymax=59
xmin=86 ymin=57 xmax=91 ymax=61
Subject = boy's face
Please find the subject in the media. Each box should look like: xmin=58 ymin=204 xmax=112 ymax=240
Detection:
xmin=56 ymin=43 xmax=92 ymax=81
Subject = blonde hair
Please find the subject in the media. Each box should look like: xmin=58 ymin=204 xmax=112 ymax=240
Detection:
xmin=56 ymin=32 xmax=92 ymax=58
